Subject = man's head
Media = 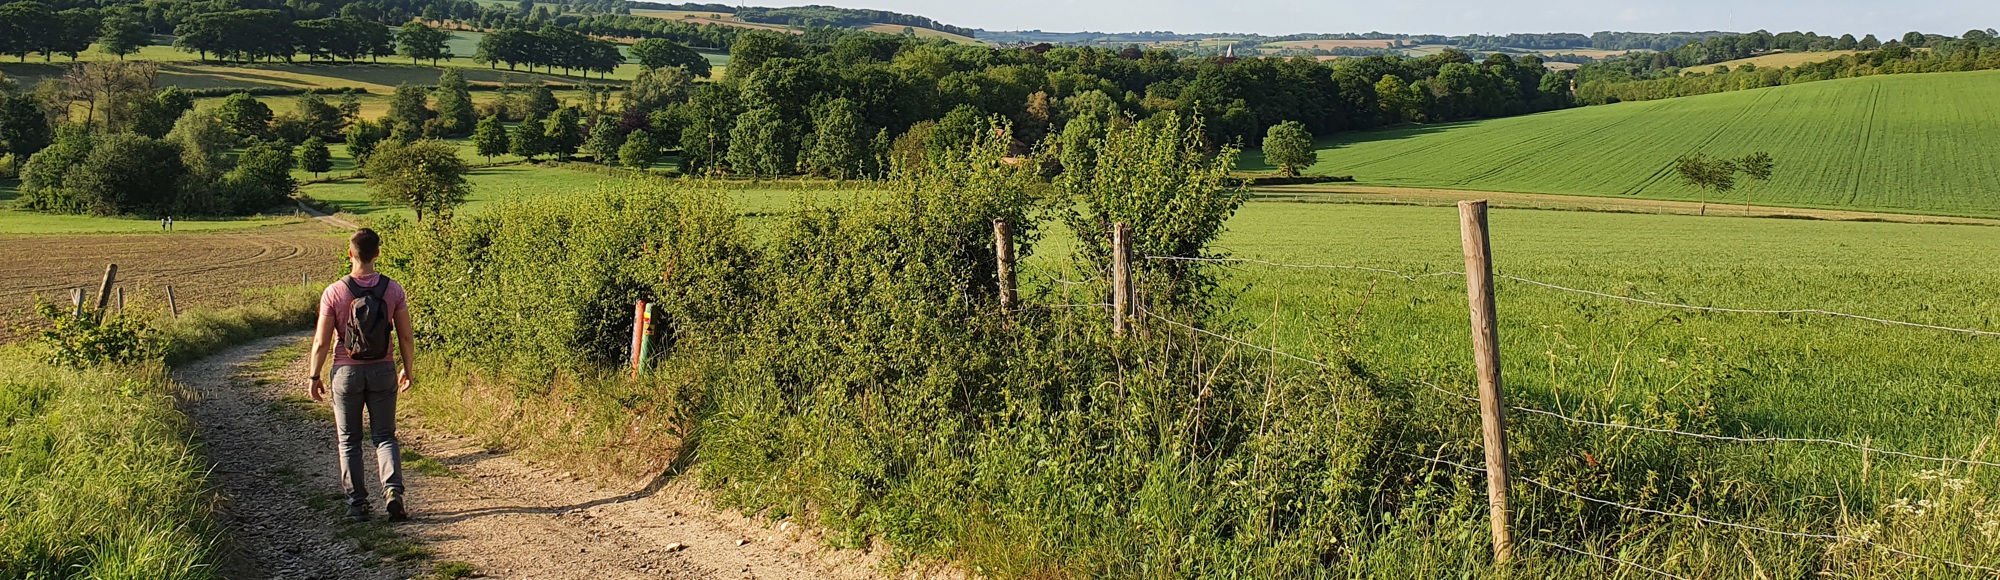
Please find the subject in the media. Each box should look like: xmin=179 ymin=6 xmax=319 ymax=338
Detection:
xmin=349 ymin=228 xmax=381 ymax=264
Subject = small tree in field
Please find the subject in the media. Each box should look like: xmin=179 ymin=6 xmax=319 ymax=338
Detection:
xmin=367 ymin=140 xmax=470 ymax=222
xmin=509 ymin=112 xmax=550 ymax=161
xmin=296 ymin=136 xmax=333 ymax=178
xmin=472 ymin=114 xmax=508 ymax=163
xmin=1735 ymin=152 xmax=1774 ymax=211
xmin=619 ymin=130 xmax=658 ymax=170
xmin=1263 ymin=121 xmax=1316 ymax=177
xmin=1674 ymin=153 xmax=1738 ymax=216
xmin=581 ymin=116 xmax=624 ymax=164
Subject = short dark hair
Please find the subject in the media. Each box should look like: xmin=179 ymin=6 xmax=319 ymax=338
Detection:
xmin=351 ymin=228 xmax=381 ymax=262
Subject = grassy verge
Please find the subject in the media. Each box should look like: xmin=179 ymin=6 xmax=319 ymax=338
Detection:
xmin=0 ymin=288 xmax=318 ymax=578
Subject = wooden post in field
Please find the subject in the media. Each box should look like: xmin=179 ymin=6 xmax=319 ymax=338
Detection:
xmin=1458 ymin=200 xmax=1513 ymax=564
xmin=1111 ymin=222 xmax=1133 ymax=337
xmin=994 ymin=218 xmax=1017 ymax=311
xmin=303 ymin=272 xmax=311 ymax=288
xmin=116 ymin=287 xmax=124 ymax=316
xmin=166 ymin=285 xmax=179 ymax=319
xmin=71 ymin=288 xmax=85 ymax=319
xmin=92 ymin=265 xmax=118 ymax=321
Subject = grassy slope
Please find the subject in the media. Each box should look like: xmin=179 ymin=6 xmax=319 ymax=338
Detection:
xmin=1685 ymin=49 xmax=1862 ymax=73
xmin=0 ymin=290 xmax=315 ymax=578
xmin=1291 ymin=70 xmax=2000 ymax=218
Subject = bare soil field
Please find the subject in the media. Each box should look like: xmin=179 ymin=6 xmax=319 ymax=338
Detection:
xmin=0 ymin=222 xmax=345 ymax=342
xmin=1267 ymin=39 xmax=1397 ymax=49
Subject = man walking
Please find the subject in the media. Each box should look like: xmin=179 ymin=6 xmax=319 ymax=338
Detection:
xmin=307 ymin=228 xmax=417 ymax=522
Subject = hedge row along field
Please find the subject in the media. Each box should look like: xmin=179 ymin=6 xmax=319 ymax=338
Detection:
xmin=1306 ymin=70 xmax=2000 ymax=217
xmin=380 ymin=113 xmax=2000 ymax=577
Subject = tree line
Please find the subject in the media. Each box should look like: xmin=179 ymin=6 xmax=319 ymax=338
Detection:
xmin=1577 ymin=32 xmax=2000 ymax=104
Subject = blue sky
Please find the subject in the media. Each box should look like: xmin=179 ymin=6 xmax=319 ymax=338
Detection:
xmin=839 ymin=0 xmax=1999 ymax=38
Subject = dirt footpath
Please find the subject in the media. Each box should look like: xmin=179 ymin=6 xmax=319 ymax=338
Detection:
xmin=180 ymin=333 xmax=915 ymax=579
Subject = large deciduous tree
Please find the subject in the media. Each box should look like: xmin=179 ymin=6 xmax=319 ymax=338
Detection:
xmin=366 ymin=139 xmax=470 ymax=222
xmin=396 ymin=22 xmax=452 ymax=66
xmin=471 ymin=114 xmax=508 ymax=163
xmin=630 ymin=38 xmax=711 ymax=77
xmin=1262 ymin=121 xmax=1316 ymax=177
xmin=1674 ymin=153 xmax=1738 ymax=216
xmin=297 ymin=136 xmax=333 ymax=178
xmin=802 ymin=97 xmax=863 ymax=179
xmin=431 ymin=69 xmax=476 ymax=137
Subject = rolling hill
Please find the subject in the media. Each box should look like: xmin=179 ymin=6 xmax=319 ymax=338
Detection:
xmin=1299 ymin=70 xmax=2000 ymax=217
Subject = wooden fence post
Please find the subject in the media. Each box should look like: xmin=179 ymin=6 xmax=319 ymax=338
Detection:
xmin=71 ymin=288 xmax=85 ymax=320
xmin=1459 ymin=200 xmax=1513 ymax=564
xmin=93 ymin=265 xmax=118 ymax=320
xmin=994 ymin=218 xmax=1017 ymax=311
xmin=166 ymin=285 xmax=179 ymax=319
xmin=116 ymin=287 xmax=124 ymax=316
xmin=1111 ymin=222 xmax=1133 ymax=337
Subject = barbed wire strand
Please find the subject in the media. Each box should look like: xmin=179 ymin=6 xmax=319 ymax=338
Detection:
xmin=1526 ymin=537 xmax=1693 ymax=580
xmin=1403 ymin=453 xmax=2000 ymax=575
xmin=1416 ymin=380 xmax=2000 ymax=469
xmin=1142 ymin=255 xmax=1463 ymax=282
xmin=1142 ymin=255 xmax=2000 ymax=338
xmin=1143 ymin=309 xmax=1327 ymax=368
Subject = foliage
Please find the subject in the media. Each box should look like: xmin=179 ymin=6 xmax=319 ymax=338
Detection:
xmin=216 ymin=141 xmax=296 ymax=213
xmin=430 ymin=70 xmax=476 ymax=137
xmin=296 ymin=136 xmax=333 ymax=176
xmin=213 ymin=92 xmax=272 ymax=143
xmin=1262 ymin=120 xmax=1316 ymax=177
xmin=542 ymin=106 xmax=582 ymax=158
xmin=97 ymin=14 xmax=149 ymax=59
xmin=801 ymin=97 xmax=864 ymax=178
xmin=623 ymin=65 xmax=693 ymax=114
xmin=630 ymin=38 xmax=711 ymax=77
xmin=617 ymin=129 xmax=657 ymax=170
xmin=386 ymin=83 xmax=435 ymax=137
xmin=508 ymin=111 xmax=550 ymax=160
xmin=59 ymin=132 xmax=187 ymax=217
xmin=366 ymin=139 xmax=469 ymax=222
xmin=33 ymin=301 xmax=157 ymax=368
xmin=16 ymin=124 xmax=93 ymax=213
xmin=580 ymin=115 xmax=624 ymax=164
xmin=132 ymin=88 xmax=196 ymax=140
xmin=677 ymin=83 xmax=736 ymax=176
xmin=342 ymin=117 xmax=388 ymax=165
xmin=724 ymin=107 xmax=790 ymax=177
xmin=1060 ymin=111 xmax=1242 ymax=312
xmin=0 ymin=87 xmax=53 ymax=158
xmin=395 ymin=21 xmax=452 ymax=65
xmin=471 ymin=114 xmax=508 ymax=162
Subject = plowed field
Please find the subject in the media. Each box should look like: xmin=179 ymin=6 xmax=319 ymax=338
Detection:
xmin=1 ymin=222 xmax=345 ymax=341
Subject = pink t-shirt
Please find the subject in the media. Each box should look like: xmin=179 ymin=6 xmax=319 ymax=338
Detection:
xmin=320 ymin=273 xmax=408 ymax=366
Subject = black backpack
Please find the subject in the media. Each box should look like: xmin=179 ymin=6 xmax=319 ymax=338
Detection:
xmin=342 ymin=275 xmax=394 ymax=361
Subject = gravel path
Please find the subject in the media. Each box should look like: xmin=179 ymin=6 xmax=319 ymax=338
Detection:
xmin=180 ymin=332 xmax=920 ymax=579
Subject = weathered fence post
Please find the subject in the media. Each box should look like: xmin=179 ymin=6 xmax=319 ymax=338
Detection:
xmin=1458 ymin=200 xmax=1513 ymax=564
xmin=166 ymin=285 xmax=179 ymax=319
xmin=304 ymin=272 xmax=311 ymax=289
xmin=994 ymin=218 xmax=1017 ymax=311
xmin=71 ymin=288 xmax=85 ymax=319
xmin=116 ymin=287 xmax=124 ymax=316
xmin=1111 ymin=222 xmax=1133 ymax=337
xmin=93 ymin=265 xmax=118 ymax=319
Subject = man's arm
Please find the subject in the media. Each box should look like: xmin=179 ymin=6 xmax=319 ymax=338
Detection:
xmin=394 ymin=305 xmax=416 ymax=392
xmin=307 ymin=310 xmax=336 ymax=402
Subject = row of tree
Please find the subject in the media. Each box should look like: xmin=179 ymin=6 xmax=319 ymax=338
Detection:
xmin=471 ymin=25 xmax=623 ymax=77
xmin=1578 ymin=34 xmax=2000 ymax=104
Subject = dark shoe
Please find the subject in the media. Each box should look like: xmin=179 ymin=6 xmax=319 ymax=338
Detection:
xmin=385 ymin=489 xmax=408 ymax=522
xmin=347 ymin=505 xmax=369 ymax=522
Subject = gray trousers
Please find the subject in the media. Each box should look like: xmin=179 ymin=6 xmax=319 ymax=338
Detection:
xmin=330 ymin=362 xmax=403 ymax=507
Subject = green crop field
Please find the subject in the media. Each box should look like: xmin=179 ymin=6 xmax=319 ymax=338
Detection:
xmin=1020 ymin=199 xmax=2000 ymax=575
xmin=1289 ymin=70 xmax=2000 ymax=218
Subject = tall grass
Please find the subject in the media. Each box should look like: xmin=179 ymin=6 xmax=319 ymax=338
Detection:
xmin=0 ymin=288 xmax=317 ymax=579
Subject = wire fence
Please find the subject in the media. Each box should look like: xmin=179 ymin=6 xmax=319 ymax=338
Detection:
xmin=1135 ymin=295 xmax=2000 ymax=576
xmin=1141 ymin=254 xmax=2000 ymax=338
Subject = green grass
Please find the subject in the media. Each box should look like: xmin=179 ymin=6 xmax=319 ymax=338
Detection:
xmin=0 ymin=354 xmax=221 ymax=579
xmin=1282 ymin=70 xmax=2000 ymax=218
xmin=1014 ymin=199 xmax=2000 ymax=576
xmin=0 ymin=288 xmax=317 ymax=579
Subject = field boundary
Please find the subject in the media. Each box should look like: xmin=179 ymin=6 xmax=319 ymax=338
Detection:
xmin=1252 ymin=184 xmax=2000 ymax=226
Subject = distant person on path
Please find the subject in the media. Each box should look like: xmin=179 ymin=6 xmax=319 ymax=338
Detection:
xmin=160 ymin=217 xmax=168 ymax=231
xmin=306 ymin=228 xmax=417 ymax=522
xmin=166 ymin=217 xmax=174 ymax=231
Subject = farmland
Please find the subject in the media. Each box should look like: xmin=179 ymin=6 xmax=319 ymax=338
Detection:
xmin=1290 ymin=70 xmax=2000 ymax=217
xmin=1685 ymin=49 xmax=1862 ymax=73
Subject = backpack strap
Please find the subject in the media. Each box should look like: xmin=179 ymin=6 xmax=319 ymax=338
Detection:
xmin=341 ymin=275 xmax=389 ymax=299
